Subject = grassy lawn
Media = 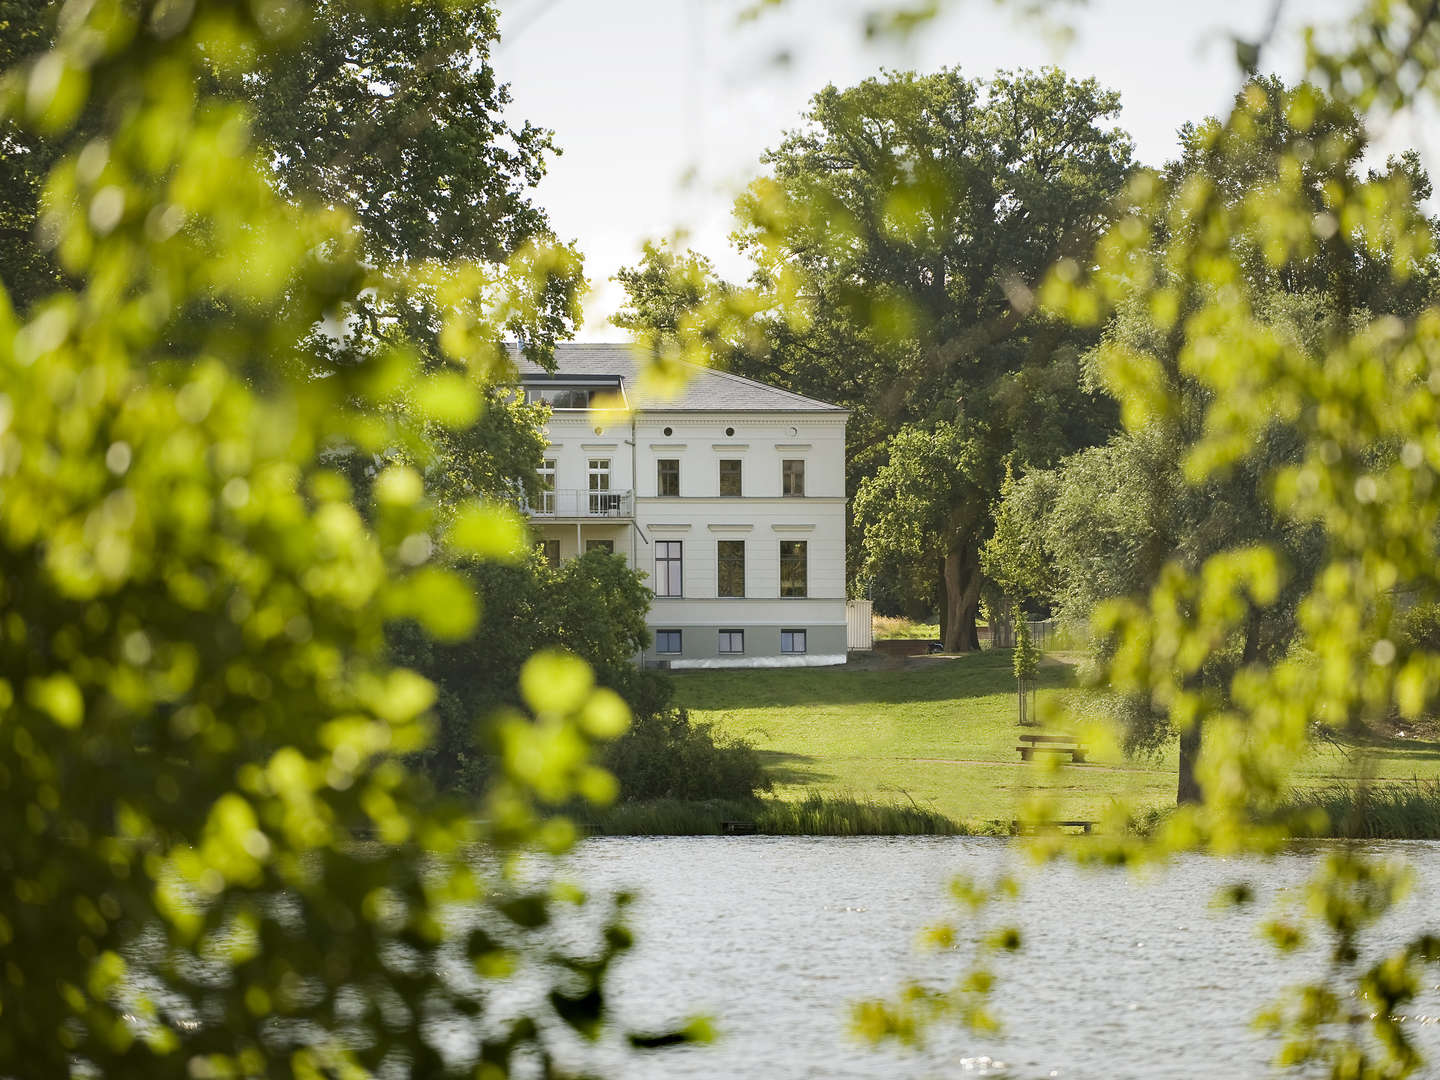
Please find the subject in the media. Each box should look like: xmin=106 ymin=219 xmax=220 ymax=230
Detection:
xmin=672 ymin=651 xmax=1440 ymax=825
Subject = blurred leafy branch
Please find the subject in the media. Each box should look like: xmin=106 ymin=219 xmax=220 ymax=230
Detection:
xmin=0 ymin=0 xmax=702 ymax=1076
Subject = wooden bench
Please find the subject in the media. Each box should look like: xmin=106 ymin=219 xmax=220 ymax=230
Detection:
xmin=1016 ymin=733 xmax=1087 ymax=764
xmin=1010 ymin=819 xmax=1096 ymax=834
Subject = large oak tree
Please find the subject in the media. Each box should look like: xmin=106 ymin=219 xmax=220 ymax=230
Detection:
xmin=618 ymin=67 xmax=1131 ymax=649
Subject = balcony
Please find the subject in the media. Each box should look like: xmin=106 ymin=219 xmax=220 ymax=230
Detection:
xmin=527 ymin=488 xmax=634 ymax=519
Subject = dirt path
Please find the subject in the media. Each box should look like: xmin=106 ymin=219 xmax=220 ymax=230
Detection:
xmin=911 ymin=756 xmax=1165 ymax=776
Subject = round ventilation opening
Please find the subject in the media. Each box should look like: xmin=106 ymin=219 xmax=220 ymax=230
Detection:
xmin=725 ymin=426 xmax=735 ymax=437
xmin=663 ymin=426 xmax=673 ymax=437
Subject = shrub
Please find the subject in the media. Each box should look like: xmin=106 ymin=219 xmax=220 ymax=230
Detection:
xmin=601 ymin=707 xmax=770 ymax=802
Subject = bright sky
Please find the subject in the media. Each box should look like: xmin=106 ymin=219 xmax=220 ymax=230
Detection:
xmin=493 ymin=0 xmax=1427 ymax=340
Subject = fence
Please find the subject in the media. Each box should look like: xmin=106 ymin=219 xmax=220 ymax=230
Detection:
xmin=845 ymin=599 xmax=873 ymax=650
xmin=979 ymin=618 xmax=1057 ymax=650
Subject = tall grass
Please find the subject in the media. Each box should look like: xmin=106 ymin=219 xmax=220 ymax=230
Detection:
xmin=1284 ymin=779 xmax=1440 ymax=839
xmin=756 ymin=794 xmax=964 ymax=835
xmin=590 ymin=794 xmax=967 ymax=836
xmin=872 ymin=615 xmax=940 ymax=640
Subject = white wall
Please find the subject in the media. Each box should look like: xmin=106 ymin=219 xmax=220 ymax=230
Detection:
xmin=535 ymin=405 xmax=849 ymax=661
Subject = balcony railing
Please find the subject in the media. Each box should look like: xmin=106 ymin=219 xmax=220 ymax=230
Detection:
xmin=527 ymin=488 xmax=634 ymax=518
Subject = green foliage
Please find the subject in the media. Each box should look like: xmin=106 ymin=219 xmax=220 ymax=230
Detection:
xmin=0 ymin=0 xmax=64 ymax=307
xmin=0 ymin=0 xmax=699 ymax=1074
xmin=1282 ymin=780 xmax=1440 ymax=840
xmin=755 ymin=792 xmax=962 ymax=836
xmin=600 ymin=707 xmax=769 ymax=803
xmin=1011 ymin=605 xmax=1038 ymax=682
xmin=617 ymin=67 xmax=1128 ymax=647
xmin=593 ymin=794 xmax=964 ymax=836
xmin=245 ymin=0 xmax=562 ymax=273
xmin=1028 ymin=18 xmax=1440 ymax=1080
xmin=396 ymin=549 xmax=660 ymax=793
xmin=829 ymin=5 xmax=1440 ymax=1074
xmin=399 ymin=548 xmax=766 ymax=808
xmin=853 ymin=419 xmax=989 ymax=650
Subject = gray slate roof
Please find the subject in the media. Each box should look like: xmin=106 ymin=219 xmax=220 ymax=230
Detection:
xmin=512 ymin=343 xmax=847 ymax=414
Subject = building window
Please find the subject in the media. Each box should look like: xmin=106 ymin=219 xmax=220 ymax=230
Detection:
xmin=719 ymin=458 xmax=742 ymax=496
xmin=782 ymin=459 xmax=805 ymax=496
xmin=587 ymin=458 xmax=611 ymax=514
xmin=657 ymin=458 xmax=680 ymax=497
xmin=781 ymin=629 xmax=807 ymax=654
xmin=655 ymin=630 xmax=682 ymax=655
xmin=717 ymin=540 xmax=745 ymax=597
xmin=537 ymin=458 xmax=556 ymax=514
xmin=535 ymin=386 xmax=594 ymax=409
xmin=718 ymin=629 xmax=744 ymax=654
xmin=586 ymin=539 xmax=614 ymax=554
xmin=780 ymin=540 xmax=807 ymax=597
xmin=541 ymin=539 xmax=560 ymax=568
xmin=655 ymin=540 xmax=683 ymax=597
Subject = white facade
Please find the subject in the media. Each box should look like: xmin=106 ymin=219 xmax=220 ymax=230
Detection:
xmin=518 ymin=346 xmax=849 ymax=668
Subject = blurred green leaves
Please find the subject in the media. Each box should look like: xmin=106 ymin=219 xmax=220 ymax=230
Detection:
xmin=0 ymin=0 xmax=650 ymax=1075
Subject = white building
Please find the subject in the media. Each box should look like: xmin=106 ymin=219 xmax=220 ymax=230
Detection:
xmin=516 ymin=344 xmax=850 ymax=668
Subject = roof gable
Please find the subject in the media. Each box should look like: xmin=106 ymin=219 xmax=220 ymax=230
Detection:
xmin=512 ymin=344 xmax=847 ymax=414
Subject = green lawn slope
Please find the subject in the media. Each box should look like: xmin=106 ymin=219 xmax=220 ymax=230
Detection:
xmin=673 ymin=651 xmax=1440 ymax=825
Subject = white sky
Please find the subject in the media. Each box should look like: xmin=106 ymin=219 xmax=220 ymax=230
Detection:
xmin=493 ymin=0 xmax=1431 ymax=340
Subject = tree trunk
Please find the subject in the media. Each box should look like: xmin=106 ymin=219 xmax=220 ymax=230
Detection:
xmin=991 ymin=605 xmax=1014 ymax=649
xmin=941 ymin=541 xmax=983 ymax=652
xmin=1176 ymin=718 xmax=1202 ymax=805
xmin=1178 ymin=613 xmax=1259 ymax=805
xmin=935 ymin=557 xmax=948 ymax=645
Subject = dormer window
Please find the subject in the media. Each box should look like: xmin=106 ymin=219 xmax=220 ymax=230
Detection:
xmin=522 ymin=375 xmax=624 ymax=410
xmin=534 ymin=386 xmax=595 ymax=409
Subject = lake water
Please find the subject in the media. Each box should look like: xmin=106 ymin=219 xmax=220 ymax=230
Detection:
xmin=562 ymin=836 xmax=1440 ymax=1080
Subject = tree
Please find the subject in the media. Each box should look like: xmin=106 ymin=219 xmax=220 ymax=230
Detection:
xmin=0 ymin=1 xmax=70 ymax=307
xmin=617 ymin=67 xmax=1131 ymax=650
xmin=398 ymin=549 xmax=660 ymax=792
xmin=852 ymin=419 xmax=991 ymax=650
xmin=851 ymin=4 xmax=1440 ymax=1070
xmin=988 ymin=77 xmax=1438 ymax=802
xmin=0 ymin=0 xmax=700 ymax=1074
xmin=1012 ymin=603 xmax=1038 ymax=725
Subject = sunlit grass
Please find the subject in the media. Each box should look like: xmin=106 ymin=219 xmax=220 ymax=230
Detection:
xmin=871 ymin=615 xmax=940 ymax=639
xmin=673 ymin=652 xmax=1440 ymax=827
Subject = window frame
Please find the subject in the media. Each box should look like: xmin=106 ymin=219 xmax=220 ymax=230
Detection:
xmin=655 ymin=629 xmax=682 ymax=655
xmin=779 ymin=539 xmax=808 ymax=597
xmin=718 ymin=629 xmax=745 ymax=654
xmin=655 ymin=540 xmax=684 ymax=597
xmin=782 ymin=459 xmax=805 ymax=497
xmin=780 ymin=628 xmax=807 ymax=654
xmin=536 ymin=386 xmax=593 ymax=410
xmin=717 ymin=539 xmax=745 ymax=598
xmin=719 ymin=458 xmax=742 ymax=497
xmin=657 ymin=458 xmax=680 ymax=498
xmin=537 ymin=457 xmax=556 ymax=514
xmin=541 ymin=538 xmax=560 ymax=568
xmin=587 ymin=458 xmax=611 ymax=514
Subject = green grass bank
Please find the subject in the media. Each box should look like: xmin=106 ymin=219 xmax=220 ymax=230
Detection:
xmin=666 ymin=650 xmax=1440 ymax=829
